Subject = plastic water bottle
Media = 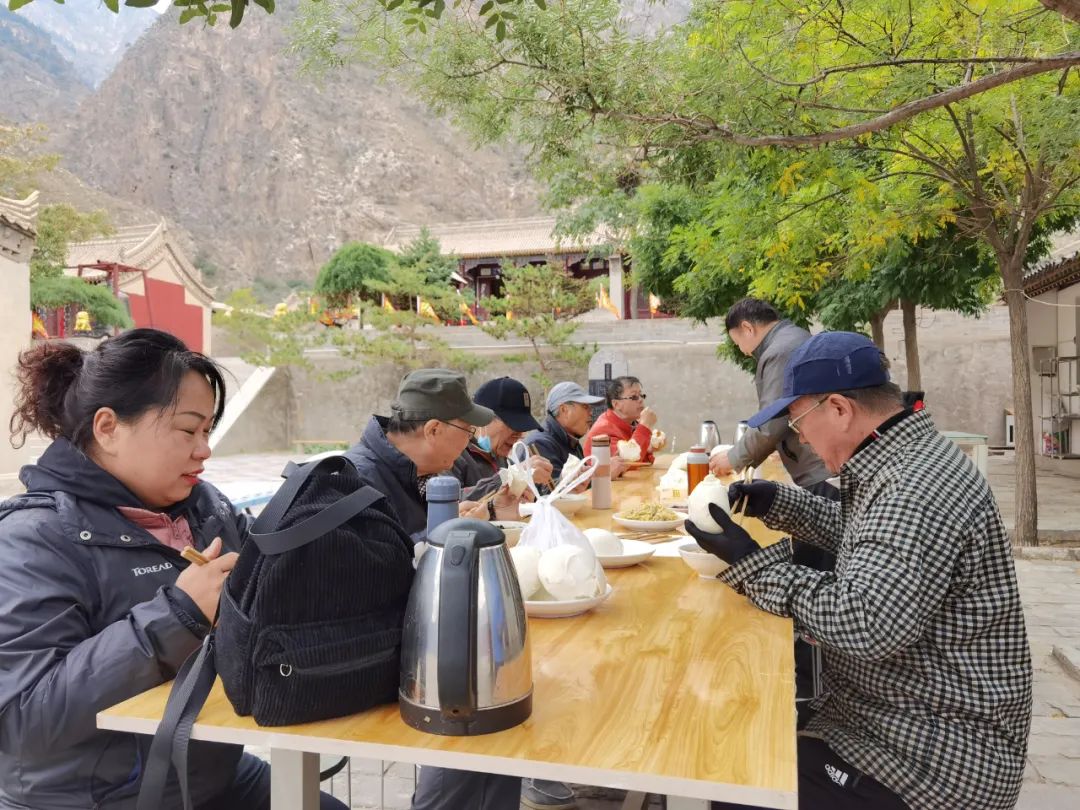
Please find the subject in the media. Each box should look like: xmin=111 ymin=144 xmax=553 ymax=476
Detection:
xmin=426 ymin=475 xmax=462 ymax=538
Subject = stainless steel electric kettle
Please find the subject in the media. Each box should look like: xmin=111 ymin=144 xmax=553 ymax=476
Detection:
xmin=399 ymin=518 xmax=533 ymax=735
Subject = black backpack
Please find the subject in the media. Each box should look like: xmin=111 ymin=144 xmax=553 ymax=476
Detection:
xmin=138 ymin=455 xmax=415 ymax=810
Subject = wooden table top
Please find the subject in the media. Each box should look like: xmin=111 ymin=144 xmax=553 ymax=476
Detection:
xmin=99 ymin=457 xmax=798 ymax=807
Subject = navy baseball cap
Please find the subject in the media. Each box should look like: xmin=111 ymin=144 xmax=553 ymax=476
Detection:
xmin=474 ymin=377 xmax=542 ymax=433
xmin=746 ymin=332 xmax=890 ymax=428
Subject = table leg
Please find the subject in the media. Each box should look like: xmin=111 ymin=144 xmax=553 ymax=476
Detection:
xmin=621 ymin=791 xmax=649 ymax=810
xmin=666 ymin=797 xmax=709 ymax=810
xmin=270 ymin=748 xmax=320 ymax=810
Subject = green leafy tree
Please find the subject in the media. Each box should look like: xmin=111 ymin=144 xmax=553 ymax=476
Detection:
xmin=340 ymin=264 xmax=482 ymax=373
xmin=30 ymin=204 xmax=113 ymax=281
xmin=305 ymin=0 xmax=1080 ymax=545
xmin=30 ymin=276 xmax=132 ymax=330
xmin=0 ymin=122 xmax=56 ymax=196
xmin=395 ymin=227 xmax=457 ymax=287
xmin=315 ymin=241 xmax=394 ymax=307
xmin=480 ymin=262 xmax=596 ymax=391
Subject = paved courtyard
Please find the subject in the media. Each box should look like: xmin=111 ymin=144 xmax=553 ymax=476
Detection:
xmin=206 ymin=450 xmax=1080 ymax=809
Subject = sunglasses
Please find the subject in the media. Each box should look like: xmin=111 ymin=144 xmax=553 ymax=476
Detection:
xmin=787 ymin=396 xmax=829 ymax=434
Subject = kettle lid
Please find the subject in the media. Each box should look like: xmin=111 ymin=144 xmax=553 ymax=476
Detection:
xmin=427 ymin=517 xmax=505 ymax=548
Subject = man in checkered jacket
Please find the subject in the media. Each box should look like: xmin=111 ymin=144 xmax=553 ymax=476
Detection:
xmin=687 ymin=331 xmax=1032 ymax=810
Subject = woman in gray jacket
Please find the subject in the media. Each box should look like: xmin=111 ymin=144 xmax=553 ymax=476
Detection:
xmin=0 ymin=329 xmax=345 ymax=810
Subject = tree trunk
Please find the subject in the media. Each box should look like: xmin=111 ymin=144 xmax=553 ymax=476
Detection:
xmin=901 ymin=299 xmax=922 ymax=392
xmin=869 ymin=307 xmax=887 ymax=350
xmin=1001 ymin=258 xmax=1039 ymax=546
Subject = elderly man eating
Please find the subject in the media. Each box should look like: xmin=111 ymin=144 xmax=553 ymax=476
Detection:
xmin=687 ymin=332 xmax=1032 ymax=810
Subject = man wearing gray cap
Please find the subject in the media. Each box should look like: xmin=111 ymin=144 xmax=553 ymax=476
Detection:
xmin=522 ymin=382 xmax=609 ymax=482
xmin=343 ymin=368 xmax=525 ymax=809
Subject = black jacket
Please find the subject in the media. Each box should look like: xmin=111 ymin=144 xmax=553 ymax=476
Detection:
xmin=0 ymin=439 xmax=247 ymax=809
xmin=522 ymin=414 xmax=583 ymax=480
xmin=343 ymin=416 xmax=427 ymax=540
xmin=451 ymin=441 xmax=504 ymax=500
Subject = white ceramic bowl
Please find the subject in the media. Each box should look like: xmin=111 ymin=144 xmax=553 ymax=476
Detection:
xmin=678 ymin=542 xmax=729 ymax=578
xmin=519 ymin=493 xmax=589 ymax=517
xmin=612 ymin=510 xmax=687 ymax=533
xmin=524 ymin=584 xmax=614 ymax=618
xmin=596 ymin=539 xmax=656 ymax=569
xmin=491 ymin=520 xmax=527 ymax=547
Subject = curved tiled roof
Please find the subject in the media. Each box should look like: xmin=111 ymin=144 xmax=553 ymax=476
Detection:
xmin=383 ymin=216 xmax=617 ymax=260
xmin=0 ymin=191 xmax=39 ymax=236
xmin=65 ymin=220 xmax=213 ymax=306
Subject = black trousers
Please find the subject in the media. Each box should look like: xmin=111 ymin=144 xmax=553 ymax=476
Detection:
xmin=792 ymin=479 xmax=838 ymax=699
xmin=710 ymin=735 xmax=910 ymax=809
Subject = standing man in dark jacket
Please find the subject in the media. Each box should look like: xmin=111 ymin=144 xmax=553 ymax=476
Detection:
xmin=711 ymin=299 xmax=831 ymax=492
xmin=711 ymin=298 xmax=837 ymax=700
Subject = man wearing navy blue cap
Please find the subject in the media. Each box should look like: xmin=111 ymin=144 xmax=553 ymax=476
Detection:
xmin=452 ymin=376 xmax=554 ymax=502
xmin=687 ymin=332 xmax=1032 ymax=810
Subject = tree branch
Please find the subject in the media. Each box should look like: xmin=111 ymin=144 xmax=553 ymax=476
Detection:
xmin=637 ymin=52 xmax=1080 ymax=148
xmin=1040 ymin=0 xmax=1080 ymax=25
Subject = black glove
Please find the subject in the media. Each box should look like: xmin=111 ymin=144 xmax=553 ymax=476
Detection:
xmin=684 ymin=503 xmax=761 ymax=566
xmin=726 ymin=480 xmax=779 ymax=518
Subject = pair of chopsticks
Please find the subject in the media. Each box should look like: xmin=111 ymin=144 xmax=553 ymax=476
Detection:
xmin=618 ymin=531 xmax=679 ymax=543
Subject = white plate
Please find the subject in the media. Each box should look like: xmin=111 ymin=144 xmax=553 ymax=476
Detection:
xmin=612 ymin=511 xmax=687 ymax=533
xmin=525 ymin=584 xmax=614 ymax=618
xmin=596 ymin=539 xmax=656 ymax=568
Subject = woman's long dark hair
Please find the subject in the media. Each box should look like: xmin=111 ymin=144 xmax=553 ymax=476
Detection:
xmin=9 ymin=328 xmax=227 ymax=450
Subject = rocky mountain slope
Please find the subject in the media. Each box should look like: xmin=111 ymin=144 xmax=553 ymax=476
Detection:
xmin=0 ymin=6 xmax=87 ymax=124
xmin=56 ymin=7 xmax=540 ymax=290
xmin=15 ymin=0 xmax=160 ymax=87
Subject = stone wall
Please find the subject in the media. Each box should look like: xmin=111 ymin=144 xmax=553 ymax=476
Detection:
xmin=210 ymin=305 xmax=1015 ymax=454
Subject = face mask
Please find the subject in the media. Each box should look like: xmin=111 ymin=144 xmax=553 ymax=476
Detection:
xmin=476 ymin=434 xmax=492 ymax=452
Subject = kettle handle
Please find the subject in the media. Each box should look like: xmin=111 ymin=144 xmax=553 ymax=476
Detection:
xmin=437 ymin=528 xmax=479 ymax=720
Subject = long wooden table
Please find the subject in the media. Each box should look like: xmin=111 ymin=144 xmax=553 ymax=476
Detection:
xmin=98 ymin=458 xmax=798 ymax=809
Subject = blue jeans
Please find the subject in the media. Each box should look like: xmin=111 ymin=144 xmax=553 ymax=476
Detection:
xmin=202 ymin=753 xmax=349 ymax=810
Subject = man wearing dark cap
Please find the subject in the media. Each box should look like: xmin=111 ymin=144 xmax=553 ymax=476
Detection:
xmin=452 ymin=376 xmax=554 ymax=502
xmin=686 ymin=332 xmax=1032 ymax=810
xmin=344 ymin=368 xmax=526 ymax=809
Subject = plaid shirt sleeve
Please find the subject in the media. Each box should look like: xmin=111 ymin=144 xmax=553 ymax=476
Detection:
xmin=722 ymin=490 xmax=965 ymax=662
xmin=760 ymin=482 xmax=844 ymax=553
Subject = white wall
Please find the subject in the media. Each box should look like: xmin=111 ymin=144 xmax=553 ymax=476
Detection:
xmin=0 ymin=253 xmax=31 ymax=494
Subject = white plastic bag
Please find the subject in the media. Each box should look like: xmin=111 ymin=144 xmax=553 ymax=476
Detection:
xmin=499 ymin=441 xmax=536 ymax=497
xmin=516 ymin=456 xmax=607 ymax=601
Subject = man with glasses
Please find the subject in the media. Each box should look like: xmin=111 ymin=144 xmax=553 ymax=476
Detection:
xmin=686 ymin=332 xmax=1032 ymax=810
xmin=343 ymin=368 xmax=524 ymax=543
xmin=343 ymin=368 xmax=526 ymax=810
xmin=584 ymin=376 xmax=664 ymax=464
xmin=523 ymin=382 xmax=611 ymax=482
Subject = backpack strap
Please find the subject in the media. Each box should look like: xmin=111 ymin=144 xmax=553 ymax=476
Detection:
xmin=251 ymin=455 xmax=348 ymax=534
xmin=250 ymin=485 xmax=385 ymax=555
xmin=136 ymin=634 xmax=218 ymax=810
